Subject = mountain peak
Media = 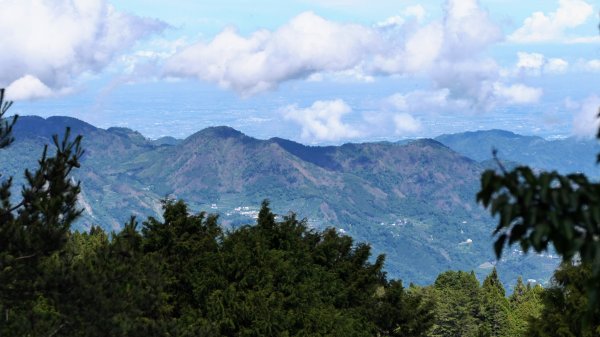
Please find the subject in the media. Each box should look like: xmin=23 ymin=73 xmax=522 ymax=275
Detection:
xmin=408 ymin=138 xmax=449 ymax=149
xmin=13 ymin=115 xmax=97 ymax=138
xmin=197 ymin=126 xmax=245 ymax=138
xmin=436 ymin=129 xmax=541 ymax=141
xmin=183 ymin=126 xmax=259 ymax=147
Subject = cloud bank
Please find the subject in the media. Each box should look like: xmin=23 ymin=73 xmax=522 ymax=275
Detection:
xmin=165 ymin=12 xmax=378 ymax=96
xmin=167 ymin=0 xmax=543 ymax=115
xmin=167 ymin=0 xmax=508 ymax=97
xmin=509 ymin=0 xmax=595 ymax=43
xmin=0 ymin=0 xmax=167 ymax=100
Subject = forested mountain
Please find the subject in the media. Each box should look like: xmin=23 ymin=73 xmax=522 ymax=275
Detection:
xmin=3 ymin=114 xmax=599 ymax=336
xmin=436 ymin=130 xmax=600 ymax=178
xmin=0 ymin=116 xmax=561 ymax=285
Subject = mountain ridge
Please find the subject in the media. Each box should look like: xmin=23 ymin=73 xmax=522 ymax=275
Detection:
xmin=1 ymin=115 xmax=569 ymax=285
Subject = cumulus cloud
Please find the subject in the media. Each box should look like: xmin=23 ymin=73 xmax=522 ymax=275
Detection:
xmin=430 ymin=59 xmax=502 ymax=111
xmin=580 ymin=59 xmax=600 ymax=72
xmin=6 ymin=75 xmax=54 ymax=101
xmin=394 ymin=113 xmax=422 ymax=134
xmin=282 ymin=100 xmax=361 ymax=142
xmin=545 ymin=58 xmax=569 ymax=74
xmin=166 ymin=0 xmax=539 ymax=111
xmin=284 ymin=98 xmax=423 ymax=142
xmin=514 ymin=52 xmax=569 ymax=76
xmin=516 ymin=52 xmax=545 ymax=74
xmin=384 ymin=82 xmax=541 ymax=123
xmin=166 ymin=1 xmax=504 ymax=95
xmin=0 ymin=0 xmax=167 ymax=100
xmin=572 ymin=95 xmax=600 ymax=137
xmin=165 ymin=12 xmax=378 ymax=95
xmin=509 ymin=0 xmax=595 ymax=43
xmin=492 ymin=83 xmax=543 ymax=104
xmin=372 ymin=0 xmax=502 ymax=76
xmin=373 ymin=22 xmax=444 ymax=74
xmin=360 ymin=0 xmax=518 ymax=111
xmin=441 ymin=0 xmax=503 ymax=60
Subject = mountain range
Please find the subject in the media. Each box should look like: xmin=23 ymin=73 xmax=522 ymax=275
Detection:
xmin=3 ymin=116 xmax=598 ymax=286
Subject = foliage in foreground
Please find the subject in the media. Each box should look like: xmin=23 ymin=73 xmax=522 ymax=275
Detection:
xmin=0 ymin=191 xmax=560 ymax=337
xmin=1 ymin=196 xmax=438 ymax=336
xmin=477 ymin=152 xmax=600 ymax=307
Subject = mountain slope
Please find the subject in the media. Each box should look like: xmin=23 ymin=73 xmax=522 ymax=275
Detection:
xmin=0 ymin=116 xmax=559 ymax=285
xmin=436 ymin=130 xmax=600 ymax=178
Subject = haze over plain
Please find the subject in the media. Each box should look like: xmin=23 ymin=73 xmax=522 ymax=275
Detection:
xmin=1 ymin=0 xmax=599 ymax=143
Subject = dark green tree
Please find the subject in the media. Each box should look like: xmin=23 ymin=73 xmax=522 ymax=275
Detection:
xmin=0 ymin=89 xmax=16 ymax=148
xmin=0 ymin=88 xmax=84 ymax=335
xmin=55 ymin=220 xmax=171 ymax=336
xmin=528 ymin=262 xmax=600 ymax=337
xmin=506 ymin=277 xmax=543 ymax=337
xmin=429 ymin=270 xmax=481 ymax=337
xmin=142 ymin=198 xmax=222 ymax=325
xmin=137 ymin=199 xmax=433 ymax=336
xmin=371 ymin=281 xmax=434 ymax=337
xmin=478 ymin=268 xmax=509 ymax=337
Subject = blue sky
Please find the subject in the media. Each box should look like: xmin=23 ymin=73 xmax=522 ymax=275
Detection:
xmin=2 ymin=0 xmax=600 ymax=143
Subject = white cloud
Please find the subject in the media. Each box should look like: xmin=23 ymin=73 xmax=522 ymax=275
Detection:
xmin=282 ymin=99 xmax=361 ymax=142
xmin=403 ymin=5 xmax=426 ymax=22
xmin=572 ymin=95 xmax=600 ymax=137
xmin=567 ymin=36 xmax=600 ymax=44
xmin=165 ymin=0 xmax=539 ymax=111
xmin=166 ymin=0 xmax=504 ymax=98
xmin=377 ymin=23 xmax=445 ymax=74
xmin=376 ymin=16 xmax=407 ymax=29
xmin=373 ymin=0 xmax=502 ymax=75
xmin=376 ymin=5 xmax=426 ymax=28
xmin=516 ymin=52 xmax=545 ymax=74
xmin=493 ymin=83 xmax=543 ymax=104
xmin=509 ymin=0 xmax=595 ymax=43
xmin=0 ymin=0 xmax=166 ymax=100
xmin=6 ymin=75 xmax=53 ymax=100
xmin=441 ymin=0 xmax=503 ymax=60
xmin=387 ymin=83 xmax=543 ymax=117
xmin=545 ymin=58 xmax=569 ymax=74
xmin=514 ymin=52 xmax=569 ymax=75
xmin=580 ymin=59 xmax=600 ymax=72
xmin=384 ymin=82 xmax=541 ymax=117
xmin=165 ymin=12 xmax=378 ymax=96
xmin=394 ymin=113 xmax=422 ymax=134
xmin=375 ymin=0 xmax=509 ymax=110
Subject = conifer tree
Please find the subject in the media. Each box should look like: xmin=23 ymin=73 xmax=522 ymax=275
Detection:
xmin=0 ymin=88 xmax=84 ymax=335
xmin=506 ymin=277 xmax=543 ymax=337
xmin=478 ymin=268 xmax=509 ymax=337
xmin=0 ymin=89 xmax=16 ymax=149
xmin=510 ymin=277 xmax=526 ymax=304
xmin=429 ymin=270 xmax=480 ymax=337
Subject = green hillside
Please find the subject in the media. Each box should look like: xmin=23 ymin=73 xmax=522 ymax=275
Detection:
xmin=436 ymin=130 xmax=600 ymax=178
xmin=0 ymin=116 xmax=559 ymax=285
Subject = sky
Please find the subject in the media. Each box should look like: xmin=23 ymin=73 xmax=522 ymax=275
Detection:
xmin=1 ymin=0 xmax=600 ymax=144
